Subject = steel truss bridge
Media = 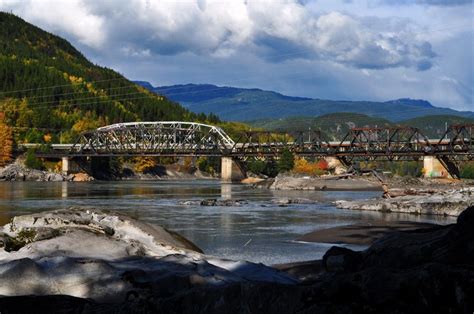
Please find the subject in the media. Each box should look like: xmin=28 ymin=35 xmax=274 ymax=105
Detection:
xmin=38 ymin=121 xmax=473 ymax=177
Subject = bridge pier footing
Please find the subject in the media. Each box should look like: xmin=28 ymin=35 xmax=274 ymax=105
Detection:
xmin=221 ymin=157 xmax=246 ymax=182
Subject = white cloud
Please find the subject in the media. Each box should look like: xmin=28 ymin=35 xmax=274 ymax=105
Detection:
xmin=0 ymin=0 xmax=105 ymax=48
xmin=0 ymin=0 xmax=438 ymax=70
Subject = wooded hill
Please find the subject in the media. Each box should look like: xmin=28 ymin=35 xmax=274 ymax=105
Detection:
xmin=0 ymin=12 xmax=220 ymax=146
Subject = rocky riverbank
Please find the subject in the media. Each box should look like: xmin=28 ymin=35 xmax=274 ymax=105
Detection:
xmin=336 ymin=186 xmax=474 ymax=216
xmin=0 ymin=163 xmax=93 ymax=182
xmin=0 ymin=206 xmax=473 ymax=312
xmin=255 ymin=173 xmax=383 ymax=191
xmin=0 ymin=161 xmax=213 ymax=182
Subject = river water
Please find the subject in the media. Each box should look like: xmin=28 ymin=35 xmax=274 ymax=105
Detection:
xmin=0 ymin=180 xmax=455 ymax=265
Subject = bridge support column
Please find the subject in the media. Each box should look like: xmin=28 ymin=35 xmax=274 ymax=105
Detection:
xmin=423 ymin=156 xmax=452 ymax=178
xmin=221 ymin=157 xmax=246 ymax=182
xmin=325 ymin=157 xmax=348 ymax=175
xmin=61 ymin=157 xmax=70 ymax=175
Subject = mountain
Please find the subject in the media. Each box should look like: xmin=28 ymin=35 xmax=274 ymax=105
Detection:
xmin=136 ymin=82 xmax=474 ymax=122
xmin=248 ymin=113 xmax=474 ymax=140
xmin=150 ymin=83 xmax=312 ymax=103
xmin=248 ymin=113 xmax=394 ymax=141
xmin=250 ymin=113 xmax=393 ymax=135
xmin=401 ymin=115 xmax=474 ymax=138
xmin=0 ymin=12 xmax=213 ymax=144
xmin=384 ymin=98 xmax=434 ymax=109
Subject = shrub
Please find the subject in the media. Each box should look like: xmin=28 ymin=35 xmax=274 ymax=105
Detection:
xmin=247 ymin=159 xmax=267 ymax=174
xmin=293 ymin=158 xmax=326 ymax=176
xmin=460 ymin=163 xmax=474 ymax=179
xmin=196 ymin=157 xmax=220 ymax=175
xmin=246 ymin=159 xmax=278 ymax=177
xmin=134 ymin=157 xmax=158 ymax=173
xmin=24 ymin=149 xmax=44 ymax=170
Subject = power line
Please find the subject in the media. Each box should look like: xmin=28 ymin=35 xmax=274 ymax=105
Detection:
xmin=1 ymin=71 xmax=467 ymax=122
xmin=0 ymin=77 xmax=129 ymax=96
xmin=1 ymin=84 xmax=468 ymax=124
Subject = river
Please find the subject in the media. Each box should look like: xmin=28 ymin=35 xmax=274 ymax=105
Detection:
xmin=0 ymin=180 xmax=455 ymax=265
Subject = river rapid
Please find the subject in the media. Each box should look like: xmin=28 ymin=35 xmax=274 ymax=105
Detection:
xmin=0 ymin=180 xmax=455 ymax=265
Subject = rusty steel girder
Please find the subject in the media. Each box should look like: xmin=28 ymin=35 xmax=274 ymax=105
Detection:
xmin=65 ymin=122 xmax=473 ymax=161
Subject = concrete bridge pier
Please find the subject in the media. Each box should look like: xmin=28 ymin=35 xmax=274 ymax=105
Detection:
xmin=61 ymin=157 xmax=70 ymax=176
xmin=61 ymin=157 xmax=82 ymax=175
xmin=221 ymin=157 xmax=246 ymax=182
xmin=423 ymin=156 xmax=458 ymax=178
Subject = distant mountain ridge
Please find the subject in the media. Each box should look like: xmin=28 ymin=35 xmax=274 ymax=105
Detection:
xmin=248 ymin=113 xmax=474 ymax=140
xmin=135 ymin=82 xmax=474 ymax=122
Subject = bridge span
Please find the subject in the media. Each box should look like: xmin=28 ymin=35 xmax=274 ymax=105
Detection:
xmin=30 ymin=121 xmax=473 ymax=180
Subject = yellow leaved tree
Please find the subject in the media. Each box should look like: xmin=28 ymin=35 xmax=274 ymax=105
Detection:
xmin=134 ymin=157 xmax=158 ymax=173
xmin=0 ymin=112 xmax=13 ymax=167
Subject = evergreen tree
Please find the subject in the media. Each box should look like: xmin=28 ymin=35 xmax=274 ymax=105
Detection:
xmin=278 ymin=148 xmax=295 ymax=173
xmin=24 ymin=148 xmax=44 ymax=170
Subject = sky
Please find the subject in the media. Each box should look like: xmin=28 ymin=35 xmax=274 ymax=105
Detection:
xmin=0 ymin=0 xmax=472 ymax=110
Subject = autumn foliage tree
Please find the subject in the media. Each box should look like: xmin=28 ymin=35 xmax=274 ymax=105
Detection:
xmin=134 ymin=157 xmax=159 ymax=173
xmin=293 ymin=158 xmax=329 ymax=176
xmin=0 ymin=112 xmax=13 ymax=166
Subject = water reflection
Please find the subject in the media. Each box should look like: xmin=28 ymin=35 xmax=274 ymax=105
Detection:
xmin=0 ymin=180 xmax=456 ymax=264
xmin=221 ymin=183 xmax=232 ymax=199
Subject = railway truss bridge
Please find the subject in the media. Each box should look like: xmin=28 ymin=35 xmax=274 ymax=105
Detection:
xmin=36 ymin=121 xmax=473 ymax=180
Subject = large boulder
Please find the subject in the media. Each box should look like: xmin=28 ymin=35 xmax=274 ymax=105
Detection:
xmin=0 ymin=209 xmax=297 ymax=304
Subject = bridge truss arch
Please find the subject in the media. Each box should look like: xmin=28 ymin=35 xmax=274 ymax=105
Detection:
xmin=70 ymin=121 xmax=235 ymax=156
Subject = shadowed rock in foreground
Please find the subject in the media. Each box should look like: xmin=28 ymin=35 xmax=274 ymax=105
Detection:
xmin=1 ymin=207 xmax=474 ymax=313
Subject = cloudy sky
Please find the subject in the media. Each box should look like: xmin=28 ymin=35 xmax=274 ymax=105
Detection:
xmin=0 ymin=0 xmax=472 ymax=110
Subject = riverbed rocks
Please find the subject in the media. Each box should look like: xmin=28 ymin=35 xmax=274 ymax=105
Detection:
xmin=70 ymin=172 xmax=94 ymax=181
xmin=0 ymin=163 xmax=64 ymax=181
xmin=271 ymin=198 xmax=319 ymax=205
xmin=178 ymin=199 xmax=249 ymax=206
xmin=268 ymin=174 xmax=382 ymax=191
xmin=336 ymin=187 xmax=474 ymax=216
xmin=1 ymin=207 xmax=474 ymax=312
xmin=0 ymin=163 xmax=94 ymax=182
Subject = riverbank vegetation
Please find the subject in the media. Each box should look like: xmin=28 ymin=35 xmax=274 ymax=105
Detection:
xmin=461 ymin=162 xmax=474 ymax=179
